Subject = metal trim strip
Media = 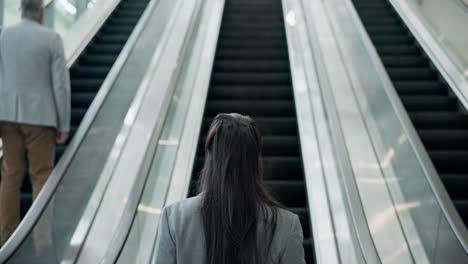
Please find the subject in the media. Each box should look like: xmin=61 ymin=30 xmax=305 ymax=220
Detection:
xmin=0 ymin=0 xmax=151 ymax=261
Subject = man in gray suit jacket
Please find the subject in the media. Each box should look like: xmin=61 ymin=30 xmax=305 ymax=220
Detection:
xmin=0 ymin=0 xmax=70 ymax=246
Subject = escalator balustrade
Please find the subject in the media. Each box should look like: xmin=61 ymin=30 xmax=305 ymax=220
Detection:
xmin=352 ymin=0 xmax=468 ymax=225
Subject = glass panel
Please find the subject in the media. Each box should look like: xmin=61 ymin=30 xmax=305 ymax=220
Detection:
xmin=4 ymin=0 xmax=22 ymax=27
xmin=49 ymin=0 xmax=98 ymax=37
xmin=117 ymin=24 xmax=198 ymax=264
xmin=2 ymin=0 xmax=99 ymax=37
xmin=324 ymin=0 xmax=468 ymax=261
xmin=405 ymin=0 xmax=468 ymax=74
xmin=4 ymin=6 xmax=163 ymax=262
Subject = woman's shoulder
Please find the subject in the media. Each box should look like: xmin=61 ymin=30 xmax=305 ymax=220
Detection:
xmin=163 ymin=195 xmax=203 ymax=219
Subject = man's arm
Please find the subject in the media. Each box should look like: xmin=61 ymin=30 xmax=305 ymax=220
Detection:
xmin=50 ymin=32 xmax=71 ymax=136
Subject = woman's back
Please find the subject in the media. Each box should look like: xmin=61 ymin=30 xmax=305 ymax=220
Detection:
xmin=154 ymin=194 xmax=305 ymax=264
xmin=154 ymin=113 xmax=306 ymax=264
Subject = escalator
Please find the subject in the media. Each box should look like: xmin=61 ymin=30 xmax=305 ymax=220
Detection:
xmin=352 ymin=0 xmax=468 ymax=225
xmin=19 ymin=0 xmax=150 ymax=216
xmin=189 ymin=0 xmax=314 ymax=262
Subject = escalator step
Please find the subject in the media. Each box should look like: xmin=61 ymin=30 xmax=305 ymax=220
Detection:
xmin=209 ymin=85 xmax=293 ymax=100
xmin=217 ymin=38 xmax=288 ymax=48
xmin=429 ymin=151 xmax=468 ymax=174
xmin=72 ymin=79 xmax=104 ymax=91
xmin=214 ymin=60 xmax=290 ymax=72
xmin=87 ymin=44 xmax=126 ymax=54
xmin=366 ymin=26 xmax=406 ymax=35
xmin=454 ymin=200 xmax=468 ymax=225
xmin=304 ymin=239 xmax=314 ymax=263
xmin=419 ymin=130 xmax=468 ymax=150
xmin=211 ymin=72 xmax=291 ymax=85
xmin=71 ymin=108 xmax=88 ymax=125
xmin=222 ymin=21 xmax=285 ymax=28
xmin=393 ymin=81 xmax=447 ymax=95
xmin=216 ymin=49 xmax=288 ymax=60
xmin=95 ymin=34 xmax=131 ymax=44
xmin=409 ymin=112 xmax=468 ymax=129
xmin=400 ymin=96 xmax=458 ymax=111
xmin=206 ymin=100 xmax=295 ymax=116
xmin=381 ymin=56 xmax=427 ymax=67
xmin=80 ymin=54 xmax=120 ymax=66
xmin=441 ymin=174 xmax=468 ymax=200
xmin=71 ymin=66 xmax=112 ymax=78
xmin=72 ymin=93 xmax=96 ymax=108
xmin=202 ymin=117 xmax=297 ymax=135
xmin=360 ymin=17 xmax=400 ymax=24
xmin=376 ymin=45 xmax=420 ymax=55
xmin=369 ymin=35 xmax=412 ymax=45
xmin=267 ymin=181 xmax=307 ymax=207
xmin=222 ymin=23 xmax=285 ymax=31
xmin=220 ymin=31 xmax=286 ymax=39
xmin=387 ymin=68 xmax=438 ymax=80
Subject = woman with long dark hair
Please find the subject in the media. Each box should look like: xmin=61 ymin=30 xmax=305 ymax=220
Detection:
xmin=154 ymin=113 xmax=305 ymax=264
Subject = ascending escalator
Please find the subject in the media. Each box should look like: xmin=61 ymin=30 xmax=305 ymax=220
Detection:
xmin=19 ymin=0 xmax=150 ymax=216
xmin=189 ymin=0 xmax=314 ymax=262
xmin=352 ymin=0 xmax=468 ymax=225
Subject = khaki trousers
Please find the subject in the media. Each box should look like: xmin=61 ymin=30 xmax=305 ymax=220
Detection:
xmin=0 ymin=122 xmax=55 ymax=247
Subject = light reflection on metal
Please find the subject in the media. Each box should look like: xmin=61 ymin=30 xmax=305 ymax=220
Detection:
xmin=158 ymin=139 xmax=179 ymax=145
xmin=397 ymin=134 xmax=407 ymax=145
xmin=59 ymin=0 xmax=77 ymax=15
xmin=137 ymin=204 xmax=162 ymax=215
xmin=369 ymin=202 xmax=421 ymax=233
xmin=380 ymin=148 xmax=395 ymax=168
xmin=286 ymin=10 xmax=297 ymax=26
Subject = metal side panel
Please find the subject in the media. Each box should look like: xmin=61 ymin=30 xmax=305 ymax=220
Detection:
xmin=281 ymin=0 xmax=344 ymax=263
xmin=75 ymin=0 xmax=204 ymax=262
xmin=303 ymin=0 xmax=419 ymax=263
xmin=323 ymin=0 xmax=468 ymax=262
xmin=115 ymin=1 xmax=224 ymax=262
xmin=388 ymin=0 xmax=468 ymax=110
xmin=0 ymin=1 xmax=161 ymax=262
xmin=63 ymin=0 xmax=124 ymax=67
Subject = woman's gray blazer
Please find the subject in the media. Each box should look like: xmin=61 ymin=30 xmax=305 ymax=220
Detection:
xmin=154 ymin=195 xmax=306 ymax=264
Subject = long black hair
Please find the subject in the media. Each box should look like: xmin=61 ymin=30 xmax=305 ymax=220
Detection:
xmin=198 ymin=113 xmax=283 ymax=264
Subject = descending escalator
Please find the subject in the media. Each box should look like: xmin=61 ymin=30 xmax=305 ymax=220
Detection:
xmin=352 ymin=0 xmax=468 ymax=225
xmin=189 ymin=0 xmax=314 ymax=262
xmin=18 ymin=0 xmax=150 ymax=216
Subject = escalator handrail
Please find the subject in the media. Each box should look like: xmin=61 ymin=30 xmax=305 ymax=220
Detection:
xmin=348 ymin=0 xmax=468 ymax=253
xmin=455 ymin=0 xmax=468 ymax=12
xmin=96 ymin=0 xmax=206 ymax=262
xmin=388 ymin=0 xmax=468 ymax=111
xmin=62 ymin=0 xmax=122 ymax=68
xmin=58 ymin=1 xmax=164 ymax=263
xmin=280 ymin=0 xmax=342 ymax=263
xmin=299 ymin=1 xmax=383 ymax=263
xmin=388 ymin=0 xmax=468 ymax=252
xmin=0 ymin=0 xmax=142 ymax=261
xmin=65 ymin=1 xmax=211 ymax=262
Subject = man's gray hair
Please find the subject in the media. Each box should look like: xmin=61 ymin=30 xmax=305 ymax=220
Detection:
xmin=21 ymin=0 xmax=44 ymax=19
